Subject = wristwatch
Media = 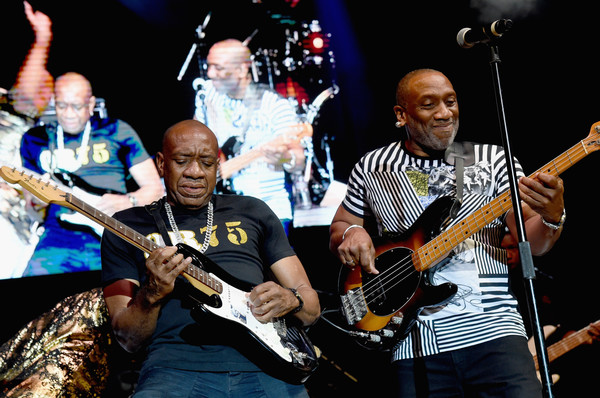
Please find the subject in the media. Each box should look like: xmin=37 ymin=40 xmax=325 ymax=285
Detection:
xmin=127 ymin=193 xmax=138 ymax=206
xmin=541 ymin=209 xmax=566 ymax=230
xmin=288 ymin=288 xmax=304 ymax=314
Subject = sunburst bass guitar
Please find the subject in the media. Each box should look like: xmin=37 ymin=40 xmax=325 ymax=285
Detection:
xmin=340 ymin=122 xmax=600 ymax=351
xmin=0 ymin=166 xmax=320 ymax=384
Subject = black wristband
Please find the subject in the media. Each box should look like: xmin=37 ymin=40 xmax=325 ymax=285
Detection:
xmin=288 ymin=288 xmax=304 ymax=314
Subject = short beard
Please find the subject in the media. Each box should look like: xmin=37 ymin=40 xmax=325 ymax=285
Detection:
xmin=406 ymin=125 xmax=458 ymax=155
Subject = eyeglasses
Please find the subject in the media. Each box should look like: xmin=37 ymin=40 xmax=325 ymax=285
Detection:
xmin=55 ymin=102 xmax=89 ymax=111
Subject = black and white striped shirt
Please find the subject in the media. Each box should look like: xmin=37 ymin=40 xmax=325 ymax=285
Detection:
xmin=343 ymin=141 xmax=528 ymax=360
xmin=195 ymin=81 xmax=298 ymax=220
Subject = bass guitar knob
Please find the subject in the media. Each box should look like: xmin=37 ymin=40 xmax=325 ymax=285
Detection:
xmin=381 ymin=329 xmax=395 ymax=338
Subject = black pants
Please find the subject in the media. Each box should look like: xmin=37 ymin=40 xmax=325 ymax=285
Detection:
xmin=392 ymin=336 xmax=543 ymax=398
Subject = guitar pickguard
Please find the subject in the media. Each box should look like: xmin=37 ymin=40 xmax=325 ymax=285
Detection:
xmin=190 ymin=276 xmax=319 ymax=383
xmin=369 ymin=247 xmax=422 ymax=316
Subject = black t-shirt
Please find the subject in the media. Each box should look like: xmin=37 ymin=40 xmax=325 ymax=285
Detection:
xmin=101 ymin=194 xmax=296 ymax=371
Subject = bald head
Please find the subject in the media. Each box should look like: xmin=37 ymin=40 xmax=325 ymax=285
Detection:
xmin=162 ymin=119 xmax=219 ymax=154
xmin=393 ymin=68 xmax=459 ymax=156
xmin=54 ymin=72 xmax=95 ymax=134
xmin=206 ymin=39 xmax=252 ymax=98
xmin=396 ymin=69 xmax=448 ymax=107
xmin=209 ymin=39 xmax=251 ymax=65
xmin=55 ymin=72 xmax=93 ymax=99
xmin=158 ymin=120 xmax=219 ymax=210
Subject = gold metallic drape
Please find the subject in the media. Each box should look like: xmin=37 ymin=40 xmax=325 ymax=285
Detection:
xmin=0 ymin=287 xmax=112 ymax=397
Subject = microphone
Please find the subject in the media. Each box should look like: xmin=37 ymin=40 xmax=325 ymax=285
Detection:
xmin=456 ymin=19 xmax=513 ymax=48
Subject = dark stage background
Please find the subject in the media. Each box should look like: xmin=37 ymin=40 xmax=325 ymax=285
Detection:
xmin=1 ymin=0 xmax=599 ymax=396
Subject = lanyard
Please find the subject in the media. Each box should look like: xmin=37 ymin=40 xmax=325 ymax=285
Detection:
xmin=55 ymin=121 xmax=91 ymax=172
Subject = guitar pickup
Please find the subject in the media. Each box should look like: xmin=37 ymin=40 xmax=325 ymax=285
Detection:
xmin=340 ymin=288 xmax=368 ymax=325
xmin=273 ymin=317 xmax=288 ymax=338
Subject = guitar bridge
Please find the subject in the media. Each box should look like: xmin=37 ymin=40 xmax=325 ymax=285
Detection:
xmin=340 ymin=288 xmax=368 ymax=325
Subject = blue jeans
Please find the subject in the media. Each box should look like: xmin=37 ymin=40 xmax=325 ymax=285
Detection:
xmin=132 ymin=367 xmax=309 ymax=398
xmin=392 ymin=336 xmax=543 ymax=398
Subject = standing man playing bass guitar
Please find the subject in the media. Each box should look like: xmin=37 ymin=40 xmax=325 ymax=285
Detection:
xmin=102 ymin=120 xmax=320 ymax=396
xmin=329 ymin=69 xmax=565 ymax=397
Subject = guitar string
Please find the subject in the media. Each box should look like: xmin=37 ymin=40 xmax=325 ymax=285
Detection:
xmin=358 ymin=188 xmax=515 ymax=301
xmin=359 ymin=211 xmax=483 ymax=302
xmin=68 ymin=191 xmax=312 ymax=367
xmin=220 ymin=124 xmax=308 ymax=178
xmin=359 ymin=154 xmax=578 ymax=308
xmin=362 ymin=186 xmax=524 ymax=304
xmin=357 ymin=148 xmax=584 ymax=307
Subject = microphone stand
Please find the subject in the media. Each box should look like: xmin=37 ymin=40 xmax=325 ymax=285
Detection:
xmin=179 ymin=13 xmax=211 ymax=123
xmin=486 ymin=41 xmax=554 ymax=398
xmin=178 ymin=12 xmax=211 ymax=82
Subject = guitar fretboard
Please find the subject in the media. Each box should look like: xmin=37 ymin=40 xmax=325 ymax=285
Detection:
xmin=412 ymin=137 xmax=596 ymax=272
xmin=218 ymin=124 xmax=311 ymax=180
xmin=66 ymin=194 xmax=223 ymax=294
xmin=532 ymin=323 xmax=596 ymax=369
xmin=220 ymin=150 xmax=264 ymax=179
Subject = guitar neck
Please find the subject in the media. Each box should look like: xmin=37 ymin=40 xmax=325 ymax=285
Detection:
xmin=412 ymin=139 xmax=593 ymax=272
xmin=64 ymin=194 xmax=222 ymax=294
xmin=220 ymin=149 xmax=264 ymax=180
xmin=533 ymin=323 xmax=596 ymax=369
xmin=67 ymin=193 xmax=158 ymax=254
xmin=218 ymin=123 xmax=312 ymax=180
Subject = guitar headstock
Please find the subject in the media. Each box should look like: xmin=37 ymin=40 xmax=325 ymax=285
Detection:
xmin=276 ymin=122 xmax=314 ymax=145
xmin=584 ymin=121 xmax=600 ymax=152
xmin=0 ymin=166 xmax=69 ymax=205
xmin=296 ymin=122 xmax=314 ymax=140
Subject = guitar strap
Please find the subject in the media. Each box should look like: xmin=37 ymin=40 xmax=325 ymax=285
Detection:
xmin=145 ymin=198 xmax=174 ymax=246
xmin=444 ymin=141 xmax=475 ymax=219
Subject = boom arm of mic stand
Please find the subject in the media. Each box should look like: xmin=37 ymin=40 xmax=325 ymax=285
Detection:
xmin=177 ymin=13 xmax=211 ymax=81
xmin=178 ymin=43 xmax=198 ymax=81
xmin=487 ymin=43 xmax=554 ymax=398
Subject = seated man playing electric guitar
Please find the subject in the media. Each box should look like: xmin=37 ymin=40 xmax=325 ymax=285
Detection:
xmin=18 ymin=72 xmax=163 ymax=276
xmin=101 ymin=120 xmax=320 ymax=396
xmin=13 ymin=3 xmax=164 ymax=277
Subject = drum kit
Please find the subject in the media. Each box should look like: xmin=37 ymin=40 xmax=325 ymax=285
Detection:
xmin=253 ymin=19 xmax=339 ymax=210
xmin=179 ymin=15 xmax=340 ymax=212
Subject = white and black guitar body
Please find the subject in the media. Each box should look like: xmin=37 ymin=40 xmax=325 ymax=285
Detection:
xmin=176 ymin=243 xmax=320 ymax=385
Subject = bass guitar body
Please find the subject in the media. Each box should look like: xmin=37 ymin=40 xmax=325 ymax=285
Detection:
xmin=339 ymin=196 xmax=459 ymax=351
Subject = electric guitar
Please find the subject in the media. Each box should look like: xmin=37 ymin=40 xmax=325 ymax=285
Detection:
xmin=339 ymin=122 xmax=600 ymax=350
xmin=217 ymin=123 xmax=313 ymax=193
xmin=0 ymin=166 xmax=320 ymax=385
xmin=531 ymin=321 xmax=600 ymax=370
xmin=529 ymin=321 xmax=600 ymax=383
